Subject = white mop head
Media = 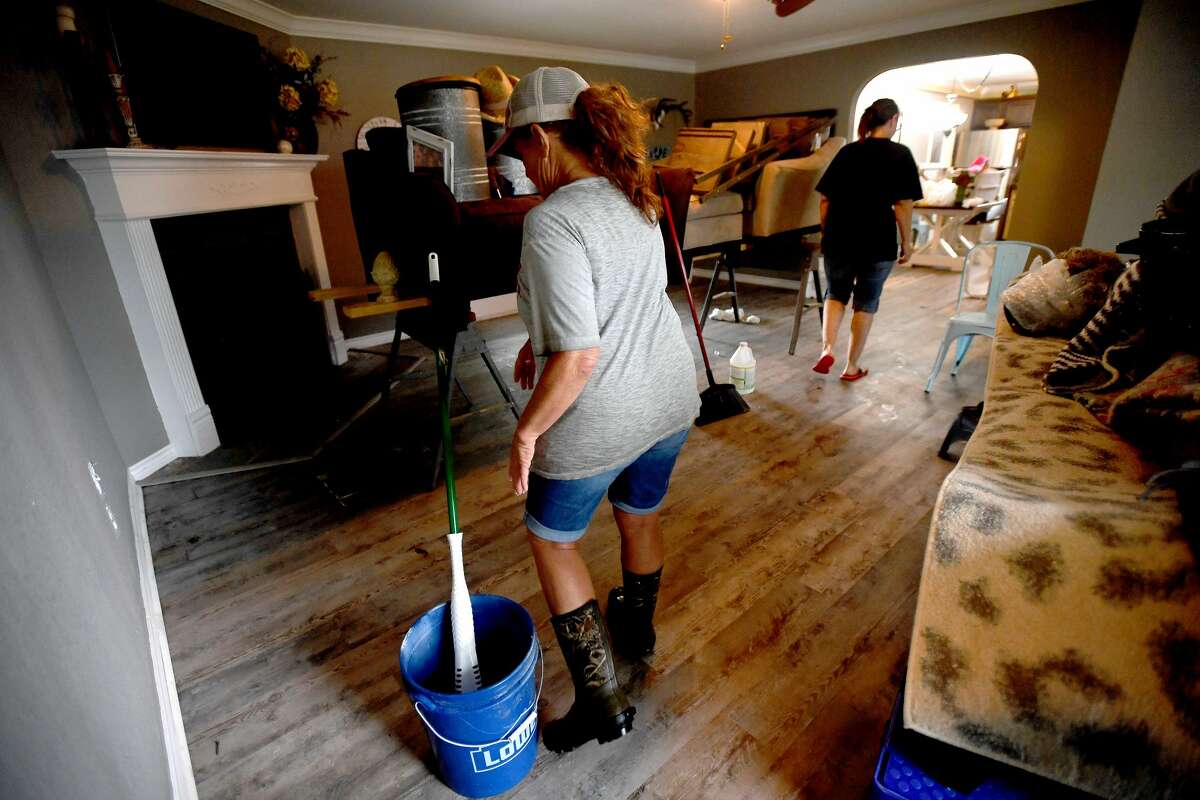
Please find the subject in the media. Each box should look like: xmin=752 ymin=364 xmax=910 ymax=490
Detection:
xmin=446 ymin=532 xmax=481 ymax=693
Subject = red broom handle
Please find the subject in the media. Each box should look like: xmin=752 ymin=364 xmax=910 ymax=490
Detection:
xmin=657 ymin=174 xmax=718 ymax=382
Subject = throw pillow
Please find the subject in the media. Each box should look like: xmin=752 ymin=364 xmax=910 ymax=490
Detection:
xmin=1001 ymin=249 xmax=1124 ymax=337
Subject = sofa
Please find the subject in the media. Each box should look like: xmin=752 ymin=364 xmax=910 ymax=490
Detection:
xmin=681 ymin=136 xmax=845 ymax=253
xmin=904 ymin=314 xmax=1197 ymax=799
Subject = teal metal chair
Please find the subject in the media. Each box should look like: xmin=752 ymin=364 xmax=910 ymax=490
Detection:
xmin=924 ymin=240 xmax=1053 ymax=393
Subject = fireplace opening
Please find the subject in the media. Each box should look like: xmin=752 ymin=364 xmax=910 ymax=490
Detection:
xmin=153 ymin=206 xmax=335 ymax=444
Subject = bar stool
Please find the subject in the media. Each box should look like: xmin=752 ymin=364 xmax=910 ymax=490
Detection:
xmin=698 ymin=245 xmax=743 ymax=330
xmin=788 ymin=247 xmax=825 ymax=355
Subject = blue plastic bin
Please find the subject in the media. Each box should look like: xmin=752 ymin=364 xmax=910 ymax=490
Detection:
xmin=872 ymin=685 xmax=1087 ymax=800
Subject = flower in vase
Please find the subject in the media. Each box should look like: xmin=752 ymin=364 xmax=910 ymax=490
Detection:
xmin=317 ymin=79 xmax=339 ymax=109
xmin=279 ymin=85 xmax=302 ymax=112
xmin=282 ymin=47 xmax=310 ymax=71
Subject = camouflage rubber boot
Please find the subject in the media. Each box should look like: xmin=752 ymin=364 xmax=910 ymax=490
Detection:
xmin=607 ymin=567 xmax=662 ymax=659
xmin=543 ymin=599 xmax=635 ymax=753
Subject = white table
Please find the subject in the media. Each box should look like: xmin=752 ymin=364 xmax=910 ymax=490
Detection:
xmin=910 ymin=201 xmax=1003 ymax=269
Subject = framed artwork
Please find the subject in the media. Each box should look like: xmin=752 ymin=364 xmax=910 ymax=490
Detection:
xmin=406 ymin=126 xmax=455 ymax=191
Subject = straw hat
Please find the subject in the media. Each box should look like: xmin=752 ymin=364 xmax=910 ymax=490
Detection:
xmin=474 ymin=65 xmax=520 ymax=124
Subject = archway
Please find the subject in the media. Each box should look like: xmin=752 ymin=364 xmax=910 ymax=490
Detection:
xmin=853 ymin=54 xmax=1039 ymax=270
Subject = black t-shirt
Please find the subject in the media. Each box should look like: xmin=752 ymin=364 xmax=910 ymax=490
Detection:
xmin=816 ymin=138 xmax=923 ymax=262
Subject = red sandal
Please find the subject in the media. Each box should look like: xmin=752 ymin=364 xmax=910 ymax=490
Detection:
xmin=812 ymin=353 xmax=835 ymax=374
xmin=840 ymin=368 xmax=869 ymax=382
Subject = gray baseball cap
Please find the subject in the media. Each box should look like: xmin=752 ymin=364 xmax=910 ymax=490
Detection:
xmin=486 ymin=66 xmax=590 ymax=158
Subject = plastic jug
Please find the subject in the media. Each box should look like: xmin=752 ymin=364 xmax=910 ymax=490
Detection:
xmin=729 ymin=342 xmax=756 ymax=395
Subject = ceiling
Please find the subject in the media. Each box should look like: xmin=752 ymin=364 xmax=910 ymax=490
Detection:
xmin=882 ymin=54 xmax=1039 ymax=94
xmin=204 ymin=0 xmax=1088 ymax=72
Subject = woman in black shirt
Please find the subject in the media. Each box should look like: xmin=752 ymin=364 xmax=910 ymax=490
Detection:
xmin=813 ymin=98 xmax=923 ymax=380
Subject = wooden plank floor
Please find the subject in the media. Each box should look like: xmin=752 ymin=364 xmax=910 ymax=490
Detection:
xmin=144 ymin=265 xmax=990 ymax=799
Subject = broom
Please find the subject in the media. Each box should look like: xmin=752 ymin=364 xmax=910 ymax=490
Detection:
xmin=430 ymin=252 xmax=481 ymax=694
xmin=657 ymin=175 xmax=750 ymax=426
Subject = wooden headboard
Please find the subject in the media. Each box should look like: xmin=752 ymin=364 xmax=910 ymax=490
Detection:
xmin=706 ymin=108 xmax=838 ymax=139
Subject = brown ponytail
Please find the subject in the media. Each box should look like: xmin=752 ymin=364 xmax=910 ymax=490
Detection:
xmin=857 ymin=98 xmax=900 ymax=139
xmin=558 ymin=83 xmax=662 ymax=224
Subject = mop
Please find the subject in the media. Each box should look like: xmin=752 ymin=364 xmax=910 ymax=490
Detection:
xmin=657 ymin=175 xmax=751 ymax=425
xmin=429 ymin=252 xmax=481 ymax=693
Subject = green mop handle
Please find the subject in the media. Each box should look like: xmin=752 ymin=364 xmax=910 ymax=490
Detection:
xmin=435 ymin=345 xmax=460 ymax=534
xmin=428 ymin=250 xmax=460 ymax=535
xmin=429 ymin=251 xmax=481 ymax=693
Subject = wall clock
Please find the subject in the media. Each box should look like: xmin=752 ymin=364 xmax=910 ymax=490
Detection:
xmin=355 ymin=116 xmax=402 ymax=150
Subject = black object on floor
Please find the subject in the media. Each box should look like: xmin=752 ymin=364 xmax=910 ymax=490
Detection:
xmin=657 ymin=172 xmax=751 ymax=426
xmin=938 ymin=402 xmax=984 ymax=461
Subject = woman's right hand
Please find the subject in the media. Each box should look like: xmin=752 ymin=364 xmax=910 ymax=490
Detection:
xmin=514 ymin=339 xmax=536 ymax=390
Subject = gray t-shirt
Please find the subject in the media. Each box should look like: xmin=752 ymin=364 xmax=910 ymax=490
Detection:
xmin=517 ymin=177 xmax=699 ymax=479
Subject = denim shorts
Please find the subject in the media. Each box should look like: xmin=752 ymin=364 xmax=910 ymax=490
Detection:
xmin=524 ymin=428 xmax=689 ymax=543
xmin=823 ymin=256 xmax=895 ymax=313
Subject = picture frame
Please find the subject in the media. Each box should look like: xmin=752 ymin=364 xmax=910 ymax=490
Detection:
xmin=406 ymin=125 xmax=455 ymax=193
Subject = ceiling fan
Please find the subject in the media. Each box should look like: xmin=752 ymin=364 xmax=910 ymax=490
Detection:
xmin=720 ymin=0 xmax=818 ymax=51
xmin=770 ymin=0 xmax=818 ymax=17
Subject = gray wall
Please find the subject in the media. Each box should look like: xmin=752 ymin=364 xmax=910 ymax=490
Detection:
xmin=1083 ymin=0 xmax=1200 ymax=249
xmin=1 ymin=3 xmax=169 ymax=464
xmin=695 ymin=0 xmax=1141 ymax=254
xmin=0 ymin=143 xmax=171 ymax=798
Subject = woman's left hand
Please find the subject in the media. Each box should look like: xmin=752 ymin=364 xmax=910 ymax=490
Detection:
xmin=514 ymin=339 xmax=536 ymax=390
xmin=508 ymin=430 xmax=537 ymax=495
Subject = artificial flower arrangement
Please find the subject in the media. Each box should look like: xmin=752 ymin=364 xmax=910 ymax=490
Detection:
xmin=263 ymin=46 xmax=349 ymax=153
xmin=951 ymin=156 xmax=990 ymax=206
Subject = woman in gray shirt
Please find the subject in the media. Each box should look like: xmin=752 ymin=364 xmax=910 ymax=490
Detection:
xmin=490 ymin=67 xmax=698 ymax=753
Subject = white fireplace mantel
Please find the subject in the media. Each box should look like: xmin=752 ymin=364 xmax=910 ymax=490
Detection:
xmin=54 ymin=147 xmax=347 ymax=463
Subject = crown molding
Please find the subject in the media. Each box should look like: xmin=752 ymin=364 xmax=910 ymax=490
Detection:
xmin=200 ymin=0 xmax=1086 ymax=77
xmin=693 ymin=0 xmax=1089 ymax=73
xmin=198 ymin=0 xmax=698 ymax=74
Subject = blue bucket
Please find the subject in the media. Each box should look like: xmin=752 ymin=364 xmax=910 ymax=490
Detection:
xmin=399 ymin=594 xmax=542 ymax=798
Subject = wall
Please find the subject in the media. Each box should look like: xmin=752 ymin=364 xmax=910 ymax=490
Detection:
xmin=695 ymin=0 xmax=1141 ymax=253
xmin=0 ymin=143 xmax=171 ymax=799
xmin=1083 ymin=0 xmax=1200 ymax=249
xmin=0 ymin=2 xmax=169 ymax=464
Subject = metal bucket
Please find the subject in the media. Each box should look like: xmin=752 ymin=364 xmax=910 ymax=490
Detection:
xmin=396 ymin=76 xmax=491 ymax=202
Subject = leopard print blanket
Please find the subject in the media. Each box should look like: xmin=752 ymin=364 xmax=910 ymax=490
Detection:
xmin=905 ymin=316 xmax=1198 ymax=799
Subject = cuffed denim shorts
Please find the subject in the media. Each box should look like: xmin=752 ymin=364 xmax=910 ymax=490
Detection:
xmin=524 ymin=428 xmax=689 ymax=543
xmin=823 ymin=256 xmax=895 ymax=313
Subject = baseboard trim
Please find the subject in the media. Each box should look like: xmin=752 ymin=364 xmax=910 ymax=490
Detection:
xmin=344 ymin=329 xmax=400 ymax=350
xmin=128 ymin=474 xmax=198 ymax=800
xmin=691 ymin=267 xmax=805 ymax=292
xmin=130 ymin=443 xmax=177 ymax=482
